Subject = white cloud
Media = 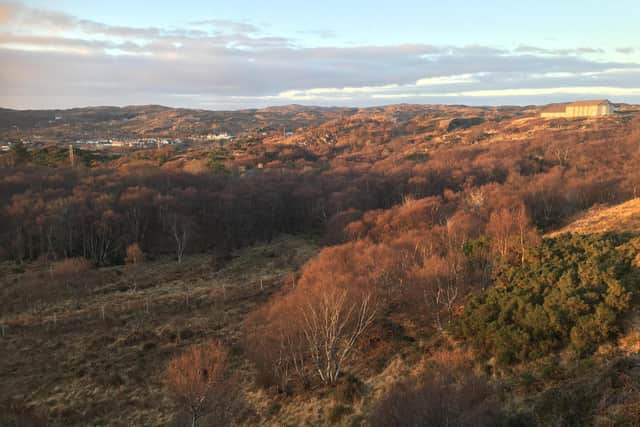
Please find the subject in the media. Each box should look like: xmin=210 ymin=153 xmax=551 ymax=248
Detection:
xmin=273 ymin=74 xmax=481 ymax=101
xmin=1 ymin=2 xmax=640 ymax=108
xmin=278 ymin=84 xmax=400 ymax=99
xmin=415 ymin=73 xmax=479 ymax=86
xmin=459 ymin=86 xmax=640 ymax=97
xmin=530 ymin=72 xmax=578 ymax=79
xmin=371 ymin=86 xmax=640 ymax=99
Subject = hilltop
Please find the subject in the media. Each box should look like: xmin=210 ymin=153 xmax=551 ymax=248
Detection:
xmin=549 ymin=198 xmax=640 ymax=236
xmin=2 ymin=102 xmax=636 ymax=147
xmin=0 ymin=104 xmax=356 ymax=142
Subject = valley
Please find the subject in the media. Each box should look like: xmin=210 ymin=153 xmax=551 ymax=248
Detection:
xmin=2 ymin=103 xmax=640 ymax=426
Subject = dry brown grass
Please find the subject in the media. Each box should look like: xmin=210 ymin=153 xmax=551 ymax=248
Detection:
xmin=0 ymin=235 xmax=319 ymax=426
xmin=50 ymin=257 xmax=92 ymax=277
xmin=548 ymin=198 xmax=640 ymax=237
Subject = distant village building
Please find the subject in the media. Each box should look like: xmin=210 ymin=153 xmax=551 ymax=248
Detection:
xmin=206 ymin=133 xmax=233 ymax=141
xmin=541 ymin=100 xmax=615 ymax=119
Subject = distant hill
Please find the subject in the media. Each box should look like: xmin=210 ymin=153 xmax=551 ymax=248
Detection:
xmin=0 ymin=104 xmax=357 ymax=141
xmin=549 ymin=198 xmax=640 ymax=236
xmin=0 ymin=103 xmax=537 ymax=143
xmin=1 ymin=102 xmax=637 ymax=151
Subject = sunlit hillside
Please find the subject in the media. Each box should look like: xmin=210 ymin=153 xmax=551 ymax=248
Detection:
xmin=2 ymin=103 xmax=640 ymax=426
xmin=549 ymin=198 xmax=640 ymax=236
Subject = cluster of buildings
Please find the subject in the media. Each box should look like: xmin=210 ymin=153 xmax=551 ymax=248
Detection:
xmin=205 ymin=132 xmax=234 ymax=141
xmin=74 ymin=138 xmax=183 ymax=148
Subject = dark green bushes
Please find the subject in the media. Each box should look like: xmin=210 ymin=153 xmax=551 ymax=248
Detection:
xmin=456 ymin=233 xmax=640 ymax=366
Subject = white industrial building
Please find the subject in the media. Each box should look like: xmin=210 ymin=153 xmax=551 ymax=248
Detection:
xmin=541 ymin=100 xmax=615 ymax=118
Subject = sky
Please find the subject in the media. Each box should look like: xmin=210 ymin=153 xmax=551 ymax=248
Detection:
xmin=1 ymin=0 xmax=639 ymax=110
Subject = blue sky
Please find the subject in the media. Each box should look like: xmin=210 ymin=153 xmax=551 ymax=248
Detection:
xmin=18 ymin=0 xmax=640 ymax=49
xmin=1 ymin=0 xmax=639 ymax=109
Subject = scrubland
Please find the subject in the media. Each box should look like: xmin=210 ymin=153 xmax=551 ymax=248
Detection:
xmin=2 ymin=104 xmax=640 ymax=426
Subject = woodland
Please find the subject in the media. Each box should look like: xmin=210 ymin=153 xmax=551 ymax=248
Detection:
xmin=2 ymin=106 xmax=640 ymax=425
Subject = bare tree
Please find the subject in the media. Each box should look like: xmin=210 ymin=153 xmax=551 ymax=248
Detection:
xmin=300 ymin=289 xmax=375 ymax=385
xmin=164 ymin=342 xmax=243 ymax=427
xmin=119 ymin=186 xmax=155 ymax=244
xmin=243 ymin=298 xmax=309 ymax=393
xmin=515 ymin=204 xmax=540 ymax=266
xmin=552 ymin=146 xmax=571 ymax=167
xmin=421 ymin=256 xmax=460 ymax=331
xmin=169 ymin=212 xmax=191 ymax=264
xmin=486 ymin=208 xmax=513 ymax=260
xmin=487 ymin=204 xmax=539 ymax=265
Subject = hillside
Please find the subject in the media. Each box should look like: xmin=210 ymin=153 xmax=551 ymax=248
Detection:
xmin=0 ymin=236 xmax=320 ymax=425
xmin=2 ymin=103 xmax=636 ymax=153
xmin=2 ymin=104 xmax=640 ymax=426
xmin=549 ymin=198 xmax=640 ymax=236
xmin=0 ymin=105 xmax=357 ymax=142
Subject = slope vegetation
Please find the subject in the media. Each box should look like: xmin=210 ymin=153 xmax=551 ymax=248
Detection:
xmin=549 ymin=198 xmax=640 ymax=236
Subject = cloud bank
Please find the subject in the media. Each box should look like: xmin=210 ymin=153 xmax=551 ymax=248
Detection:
xmin=1 ymin=1 xmax=639 ymax=109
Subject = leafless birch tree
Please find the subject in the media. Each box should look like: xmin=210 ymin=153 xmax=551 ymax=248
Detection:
xmin=300 ymin=290 xmax=375 ymax=385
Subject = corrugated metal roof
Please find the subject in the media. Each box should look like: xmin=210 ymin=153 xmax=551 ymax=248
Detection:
xmin=569 ymin=99 xmax=610 ymax=107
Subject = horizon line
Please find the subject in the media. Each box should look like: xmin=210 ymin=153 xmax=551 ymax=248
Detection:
xmin=1 ymin=99 xmax=634 ymax=113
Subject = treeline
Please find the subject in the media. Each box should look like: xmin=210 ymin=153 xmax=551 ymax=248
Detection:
xmin=2 ymin=116 xmax=639 ymax=267
xmin=0 ymin=165 xmax=396 ymax=264
xmin=0 ymin=143 xmax=507 ymax=265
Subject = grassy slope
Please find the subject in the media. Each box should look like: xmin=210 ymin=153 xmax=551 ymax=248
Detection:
xmin=0 ymin=235 xmax=318 ymax=426
xmin=549 ymin=198 xmax=640 ymax=236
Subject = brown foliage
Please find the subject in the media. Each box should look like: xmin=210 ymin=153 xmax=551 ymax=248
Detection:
xmin=164 ymin=342 xmax=244 ymax=427
xmin=244 ymin=260 xmax=377 ymax=390
xmin=50 ymin=257 xmax=92 ymax=277
xmin=369 ymin=370 xmax=504 ymax=427
xmin=243 ymin=295 xmax=307 ymax=393
xmin=298 ymin=285 xmax=376 ymax=385
xmin=125 ymin=243 xmax=145 ymax=264
xmin=1 ymin=109 xmax=636 ymax=268
xmin=3 ymin=105 xmax=640 ymax=426
xmin=486 ymin=204 xmax=540 ymax=265
xmin=323 ymin=208 xmax=362 ymax=244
